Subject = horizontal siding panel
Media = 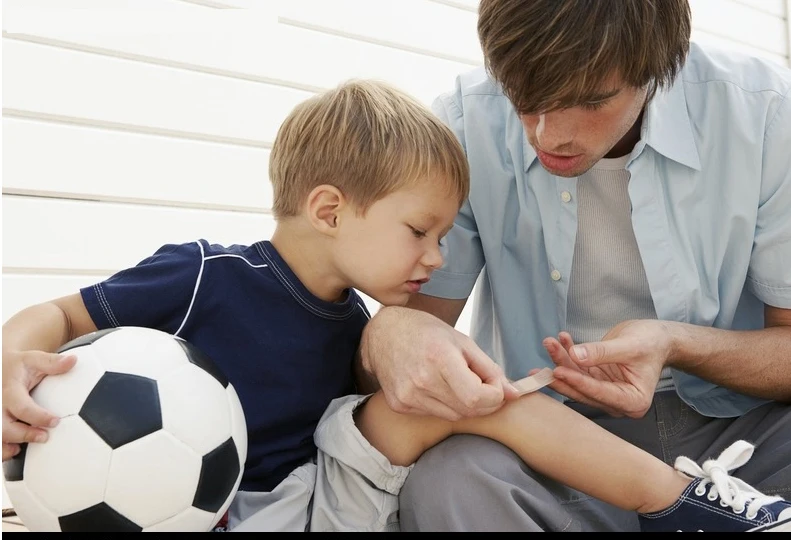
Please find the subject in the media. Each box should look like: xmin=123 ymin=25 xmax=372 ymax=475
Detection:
xmin=2 ymin=38 xmax=312 ymax=144
xmin=690 ymin=0 xmax=788 ymax=56
xmin=276 ymin=25 xmax=470 ymax=104
xmin=4 ymin=3 xmax=475 ymax=106
xmin=3 ymin=196 xmax=276 ymax=271
xmin=731 ymin=0 xmax=786 ymax=17
xmin=429 ymin=0 xmax=479 ymax=11
xmin=691 ymin=32 xmax=788 ymax=67
xmin=3 ymin=275 xmax=101 ymax=324
xmin=2 ymin=117 xmax=272 ymax=210
xmin=278 ymin=0 xmax=482 ymax=64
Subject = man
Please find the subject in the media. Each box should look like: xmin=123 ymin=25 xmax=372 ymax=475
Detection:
xmin=357 ymin=0 xmax=791 ymax=532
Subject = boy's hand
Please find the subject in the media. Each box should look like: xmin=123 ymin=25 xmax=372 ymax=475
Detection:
xmin=2 ymin=350 xmax=77 ymax=461
xmin=360 ymin=307 xmax=519 ymax=421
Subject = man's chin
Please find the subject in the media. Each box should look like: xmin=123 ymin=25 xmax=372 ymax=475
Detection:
xmin=541 ymin=164 xmax=592 ymax=178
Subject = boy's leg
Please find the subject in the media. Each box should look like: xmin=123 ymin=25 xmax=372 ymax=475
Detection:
xmin=398 ymin=394 xmax=666 ymax=532
xmin=228 ymin=461 xmax=316 ymax=532
xmin=398 ymin=433 xmax=640 ymax=532
xmin=399 ymin=392 xmax=791 ymax=532
xmin=311 ymin=394 xmax=412 ymax=532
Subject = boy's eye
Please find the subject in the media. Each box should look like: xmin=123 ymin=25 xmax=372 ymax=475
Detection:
xmin=410 ymin=227 xmax=427 ymax=239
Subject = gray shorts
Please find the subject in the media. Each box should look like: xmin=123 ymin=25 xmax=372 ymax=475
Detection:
xmin=227 ymin=394 xmax=412 ymax=532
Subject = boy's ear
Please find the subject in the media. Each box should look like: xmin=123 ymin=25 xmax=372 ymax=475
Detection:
xmin=306 ymin=184 xmax=346 ymax=236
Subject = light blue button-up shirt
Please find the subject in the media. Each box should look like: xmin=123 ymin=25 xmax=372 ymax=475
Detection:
xmin=423 ymin=42 xmax=791 ymax=418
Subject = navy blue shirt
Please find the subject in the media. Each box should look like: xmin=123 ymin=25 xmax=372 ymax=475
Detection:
xmin=81 ymin=240 xmax=370 ymax=492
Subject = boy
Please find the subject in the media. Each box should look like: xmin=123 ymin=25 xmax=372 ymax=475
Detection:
xmin=3 ymin=80 xmax=790 ymax=532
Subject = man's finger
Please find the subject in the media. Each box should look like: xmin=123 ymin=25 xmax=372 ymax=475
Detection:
xmin=442 ymin=366 xmax=506 ymax=418
xmin=552 ymin=367 xmax=631 ymax=417
xmin=462 ymin=342 xmax=519 ymax=401
xmin=547 ymin=368 xmax=601 ymax=406
xmin=465 ymin=344 xmax=516 ymax=392
xmin=571 ymin=338 xmax=634 ymax=367
xmin=557 ymin=332 xmax=576 ymax=351
xmin=400 ymin=395 xmax=464 ymax=422
xmin=558 ymin=333 xmax=590 ymax=365
xmin=453 ymin=347 xmax=510 ymax=409
xmin=4 ymin=384 xmax=60 ymax=429
xmin=543 ymin=338 xmax=583 ymax=373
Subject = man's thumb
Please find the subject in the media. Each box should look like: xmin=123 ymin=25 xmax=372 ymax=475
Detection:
xmin=571 ymin=342 xmax=608 ymax=365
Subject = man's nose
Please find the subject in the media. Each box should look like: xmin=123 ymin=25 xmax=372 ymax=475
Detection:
xmin=535 ymin=111 xmax=575 ymax=151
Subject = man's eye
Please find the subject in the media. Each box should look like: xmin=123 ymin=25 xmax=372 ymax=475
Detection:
xmin=581 ymin=101 xmax=606 ymax=111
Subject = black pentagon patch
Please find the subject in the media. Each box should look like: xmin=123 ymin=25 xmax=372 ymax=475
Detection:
xmin=57 ymin=328 xmax=121 ymax=354
xmin=79 ymin=372 xmax=161 ymax=449
xmin=59 ymin=502 xmax=142 ymax=532
xmin=192 ymin=438 xmax=240 ymax=512
xmin=2 ymin=443 xmax=27 ymax=482
xmin=176 ymin=340 xmax=229 ymax=388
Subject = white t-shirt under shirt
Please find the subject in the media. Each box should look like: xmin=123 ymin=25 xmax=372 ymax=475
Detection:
xmin=566 ymin=154 xmax=674 ymax=391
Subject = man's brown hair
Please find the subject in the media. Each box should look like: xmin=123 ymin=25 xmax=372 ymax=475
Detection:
xmin=477 ymin=0 xmax=691 ymax=114
xmin=269 ymin=79 xmax=469 ymax=219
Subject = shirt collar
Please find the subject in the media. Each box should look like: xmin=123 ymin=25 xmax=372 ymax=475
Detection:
xmin=641 ymin=77 xmax=702 ymax=171
xmin=522 ymin=76 xmax=701 ymax=173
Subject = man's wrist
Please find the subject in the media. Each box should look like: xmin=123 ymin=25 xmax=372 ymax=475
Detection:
xmin=663 ymin=320 xmax=701 ymax=369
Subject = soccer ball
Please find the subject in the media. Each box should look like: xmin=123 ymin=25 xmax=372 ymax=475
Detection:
xmin=2 ymin=327 xmax=247 ymax=532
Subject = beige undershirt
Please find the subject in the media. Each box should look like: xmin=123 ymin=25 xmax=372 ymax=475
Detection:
xmin=566 ymin=154 xmax=674 ymax=391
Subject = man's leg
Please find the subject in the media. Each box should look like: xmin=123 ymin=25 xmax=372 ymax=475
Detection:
xmin=652 ymin=393 xmax=791 ymax=498
xmin=398 ymin=434 xmax=640 ymax=532
xmin=399 ymin=392 xmax=791 ymax=532
xmin=398 ymin=392 xmax=669 ymax=532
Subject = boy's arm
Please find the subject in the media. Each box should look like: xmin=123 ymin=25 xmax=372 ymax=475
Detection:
xmin=2 ymin=293 xmax=97 ymax=460
xmin=353 ymin=347 xmax=379 ymax=395
xmin=355 ymin=389 xmax=687 ymax=514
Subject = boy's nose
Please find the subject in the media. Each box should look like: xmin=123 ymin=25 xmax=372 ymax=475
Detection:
xmin=422 ymin=245 xmax=444 ymax=269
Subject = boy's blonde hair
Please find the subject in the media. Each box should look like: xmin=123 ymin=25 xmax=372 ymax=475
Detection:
xmin=269 ymin=79 xmax=469 ymax=218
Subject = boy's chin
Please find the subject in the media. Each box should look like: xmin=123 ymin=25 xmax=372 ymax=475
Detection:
xmin=370 ymin=293 xmax=411 ymax=308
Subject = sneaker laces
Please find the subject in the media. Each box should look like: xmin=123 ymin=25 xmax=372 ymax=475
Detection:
xmin=674 ymin=440 xmax=783 ymax=519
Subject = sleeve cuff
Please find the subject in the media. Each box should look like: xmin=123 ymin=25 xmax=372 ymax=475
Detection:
xmin=419 ymin=268 xmax=480 ymax=300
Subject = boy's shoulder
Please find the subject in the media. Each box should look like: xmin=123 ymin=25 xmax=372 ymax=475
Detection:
xmin=151 ymin=239 xmax=262 ymax=261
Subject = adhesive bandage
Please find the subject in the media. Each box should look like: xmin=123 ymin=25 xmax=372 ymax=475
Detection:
xmin=512 ymin=367 xmax=555 ymax=396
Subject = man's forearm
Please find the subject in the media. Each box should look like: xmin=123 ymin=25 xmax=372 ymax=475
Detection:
xmin=667 ymin=322 xmax=791 ymax=402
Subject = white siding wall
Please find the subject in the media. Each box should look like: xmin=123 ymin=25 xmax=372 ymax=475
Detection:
xmin=1 ymin=0 xmax=790 ymax=514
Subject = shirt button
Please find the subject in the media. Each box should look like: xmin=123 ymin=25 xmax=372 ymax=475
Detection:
xmin=550 ymin=269 xmax=562 ymax=281
xmin=560 ymin=191 xmax=572 ymax=203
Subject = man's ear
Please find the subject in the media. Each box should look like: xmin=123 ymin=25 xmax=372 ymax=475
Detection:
xmin=306 ymin=184 xmax=346 ymax=236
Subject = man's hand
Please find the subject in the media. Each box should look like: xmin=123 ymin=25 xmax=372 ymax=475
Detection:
xmin=2 ymin=350 xmax=76 ymax=461
xmin=360 ymin=307 xmax=519 ymax=421
xmin=540 ymin=320 xmax=673 ymax=418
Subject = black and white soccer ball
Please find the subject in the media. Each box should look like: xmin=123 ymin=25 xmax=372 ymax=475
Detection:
xmin=3 ymin=326 xmax=247 ymax=532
